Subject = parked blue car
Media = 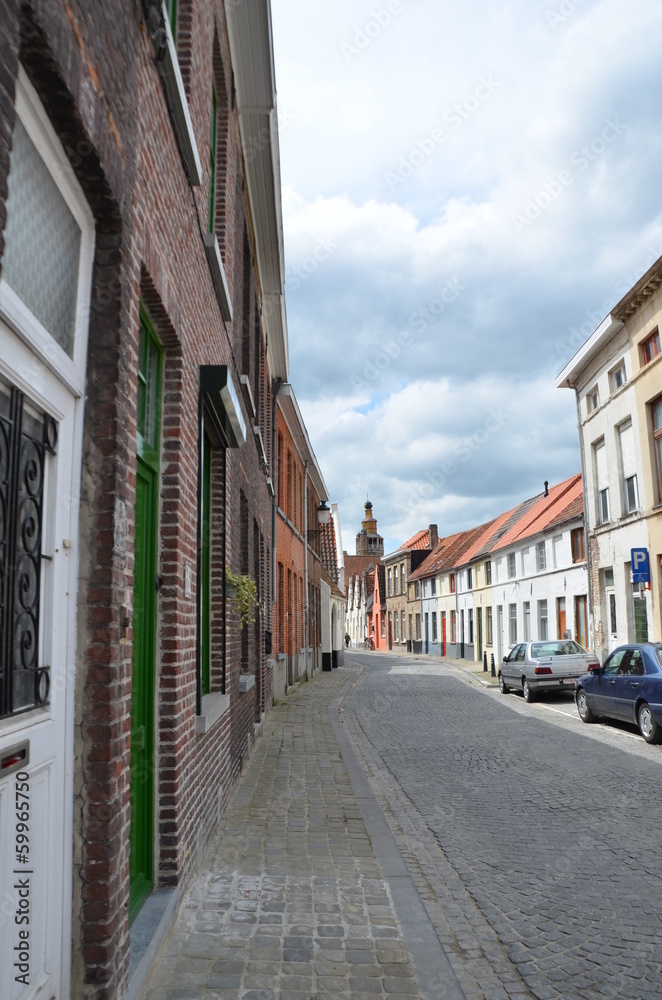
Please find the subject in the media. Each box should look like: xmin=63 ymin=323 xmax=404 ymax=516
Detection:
xmin=575 ymin=643 xmax=662 ymax=744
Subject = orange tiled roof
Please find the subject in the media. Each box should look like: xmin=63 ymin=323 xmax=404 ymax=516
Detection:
xmin=456 ymin=510 xmax=516 ymax=565
xmin=320 ymin=519 xmax=339 ymax=584
xmin=491 ymin=474 xmax=582 ymax=553
xmin=409 ymin=523 xmax=491 ymax=580
xmin=385 ymin=528 xmax=431 ymax=560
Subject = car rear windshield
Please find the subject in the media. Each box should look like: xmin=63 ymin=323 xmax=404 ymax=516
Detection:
xmin=531 ymin=640 xmax=584 ymax=658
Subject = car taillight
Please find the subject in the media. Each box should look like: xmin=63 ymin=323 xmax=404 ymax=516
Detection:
xmin=535 ymin=667 xmax=552 ymax=675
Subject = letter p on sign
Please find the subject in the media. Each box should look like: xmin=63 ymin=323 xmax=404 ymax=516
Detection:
xmin=631 ymin=548 xmax=650 ymax=584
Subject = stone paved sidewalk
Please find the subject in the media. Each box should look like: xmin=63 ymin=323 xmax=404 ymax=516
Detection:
xmin=137 ymin=666 xmax=435 ymax=1000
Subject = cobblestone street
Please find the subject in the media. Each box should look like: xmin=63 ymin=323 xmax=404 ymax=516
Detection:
xmin=137 ymin=651 xmax=662 ymax=1000
xmin=138 ymin=663 xmax=461 ymax=1000
xmin=342 ymin=651 xmax=662 ymax=1000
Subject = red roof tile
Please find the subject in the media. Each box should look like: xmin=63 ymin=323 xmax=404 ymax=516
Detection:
xmin=492 ymin=474 xmax=582 ymax=552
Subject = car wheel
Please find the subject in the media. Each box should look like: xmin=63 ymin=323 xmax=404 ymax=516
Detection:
xmin=522 ymin=677 xmax=534 ymax=703
xmin=499 ymin=673 xmax=509 ymax=694
xmin=637 ymin=702 xmax=662 ymax=744
xmin=576 ymin=687 xmax=595 ymax=723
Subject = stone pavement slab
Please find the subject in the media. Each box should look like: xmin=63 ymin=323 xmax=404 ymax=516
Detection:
xmin=137 ymin=666 xmax=463 ymax=1000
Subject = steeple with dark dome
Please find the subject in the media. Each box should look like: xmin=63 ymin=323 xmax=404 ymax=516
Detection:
xmin=355 ymin=497 xmax=384 ymax=556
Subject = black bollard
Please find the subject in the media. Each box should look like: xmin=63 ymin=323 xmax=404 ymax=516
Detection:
xmin=483 ymin=651 xmax=488 ymax=672
xmin=490 ymin=653 xmax=496 ymax=678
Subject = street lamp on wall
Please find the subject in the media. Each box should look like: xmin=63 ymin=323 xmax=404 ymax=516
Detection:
xmin=307 ymin=500 xmax=330 ymax=540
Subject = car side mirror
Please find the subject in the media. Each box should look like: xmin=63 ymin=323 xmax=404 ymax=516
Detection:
xmin=502 ymin=656 xmax=507 ymax=662
xmin=589 ymin=664 xmax=601 ymax=675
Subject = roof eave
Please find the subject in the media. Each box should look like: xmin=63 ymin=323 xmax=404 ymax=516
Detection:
xmin=555 ymin=314 xmax=624 ymax=388
xmin=224 ymin=0 xmax=288 ymax=381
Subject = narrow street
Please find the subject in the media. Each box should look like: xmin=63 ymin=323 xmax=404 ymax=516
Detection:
xmin=342 ymin=651 xmax=662 ymax=999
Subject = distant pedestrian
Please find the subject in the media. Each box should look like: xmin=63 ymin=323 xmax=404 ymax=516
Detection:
xmin=345 ymin=632 xmax=350 ymax=648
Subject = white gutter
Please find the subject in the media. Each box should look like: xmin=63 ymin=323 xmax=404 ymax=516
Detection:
xmin=556 ymin=314 xmax=624 ymax=388
xmin=278 ymin=384 xmax=328 ymax=501
xmin=224 ymin=0 xmax=288 ymax=381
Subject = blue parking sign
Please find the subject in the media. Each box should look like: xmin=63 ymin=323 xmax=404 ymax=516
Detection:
xmin=631 ymin=548 xmax=650 ymax=584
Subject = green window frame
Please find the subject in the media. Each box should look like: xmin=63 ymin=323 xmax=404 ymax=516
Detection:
xmin=200 ymin=435 xmax=212 ymax=696
xmin=137 ymin=306 xmax=162 ymax=464
xmin=167 ymin=0 xmax=178 ymax=40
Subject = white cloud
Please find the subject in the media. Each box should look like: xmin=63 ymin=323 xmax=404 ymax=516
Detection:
xmin=271 ymin=0 xmax=662 ymax=552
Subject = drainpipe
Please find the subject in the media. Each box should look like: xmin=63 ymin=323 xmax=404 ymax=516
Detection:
xmin=575 ymin=384 xmax=595 ymax=651
xmin=304 ymin=461 xmax=309 ymax=679
xmin=271 ymin=378 xmax=283 ymax=637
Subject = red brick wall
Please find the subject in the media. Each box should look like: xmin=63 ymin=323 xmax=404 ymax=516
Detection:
xmin=273 ymin=408 xmax=322 ymax=663
xmin=0 ymin=1 xmax=276 ymax=997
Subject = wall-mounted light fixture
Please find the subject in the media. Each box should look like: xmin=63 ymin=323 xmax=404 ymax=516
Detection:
xmin=307 ymin=500 xmax=330 ymax=540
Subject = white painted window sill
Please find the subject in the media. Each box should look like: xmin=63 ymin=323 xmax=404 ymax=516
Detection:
xmin=195 ymin=691 xmax=230 ymax=734
xmin=158 ymin=5 xmax=202 ymax=185
xmin=203 ymin=233 xmax=233 ymax=322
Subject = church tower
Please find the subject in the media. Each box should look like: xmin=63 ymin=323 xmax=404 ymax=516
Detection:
xmin=355 ymin=498 xmax=384 ymax=556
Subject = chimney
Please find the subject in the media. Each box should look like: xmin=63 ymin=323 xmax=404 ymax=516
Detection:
xmin=429 ymin=523 xmax=439 ymax=548
xmin=544 ymin=481 xmax=549 ymax=497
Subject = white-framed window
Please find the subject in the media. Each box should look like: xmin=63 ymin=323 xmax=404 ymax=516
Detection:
xmin=415 ymin=613 xmax=421 ymax=640
xmin=593 ymin=438 xmax=609 ymax=526
xmin=394 ymin=613 xmax=399 ymax=642
xmin=485 ymin=560 xmax=492 ymax=584
xmin=400 ymin=563 xmax=405 ymax=592
xmin=625 ymin=475 xmax=638 ymax=514
xmin=400 ymin=610 xmax=405 ymax=642
xmin=587 ymin=385 xmax=600 ymax=413
xmin=387 ymin=568 xmax=392 ymax=596
xmin=468 ymin=609 xmax=474 ymax=644
xmin=508 ymin=553 xmax=516 ymax=579
xmin=523 ymin=601 xmax=531 ymax=640
xmin=598 ymin=487 xmax=610 ymax=524
xmin=618 ymin=421 xmax=638 ymax=516
xmin=509 ymin=603 xmax=517 ymax=644
xmin=536 ymin=541 xmax=546 ymax=572
xmin=0 ymin=68 xmax=95 ymax=398
xmin=552 ymin=534 xmax=562 ymax=569
xmin=467 ymin=567 xmax=473 ymax=589
xmin=432 ymin=612 xmax=437 ymax=642
xmin=609 ymin=361 xmax=626 ymax=392
xmin=538 ymin=600 xmax=548 ymax=640
xmin=486 ymin=607 xmax=493 ymax=645
xmin=431 ymin=577 xmax=436 ymax=596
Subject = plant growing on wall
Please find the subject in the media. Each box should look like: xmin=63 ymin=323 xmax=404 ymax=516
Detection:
xmin=225 ymin=567 xmax=257 ymax=629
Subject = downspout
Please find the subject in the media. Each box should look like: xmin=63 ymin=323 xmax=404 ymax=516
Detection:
xmin=304 ymin=460 xmax=309 ymax=679
xmin=575 ymin=384 xmax=595 ymax=651
xmin=271 ymin=378 xmax=283 ymax=639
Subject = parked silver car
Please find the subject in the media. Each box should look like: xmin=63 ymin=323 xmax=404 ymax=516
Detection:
xmin=499 ymin=640 xmax=600 ymax=702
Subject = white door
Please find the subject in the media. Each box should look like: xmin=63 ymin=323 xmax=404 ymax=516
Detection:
xmin=606 ymin=588 xmax=618 ymax=651
xmin=0 ymin=331 xmax=80 ymax=1000
xmin=0 ymin=66 xmax=94 ymax=1000
xmin=497 ymin=605 xmax=503 ymax=662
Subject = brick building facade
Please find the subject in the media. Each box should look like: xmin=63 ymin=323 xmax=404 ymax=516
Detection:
xmin=0 ymin=2 xmax=307 ymax=999
xmin=273 ymin=385 xmax=327 ymax=697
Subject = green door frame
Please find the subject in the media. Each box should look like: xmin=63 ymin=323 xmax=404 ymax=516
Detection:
xmin=129 ymin=307 xmax=162 ymax=922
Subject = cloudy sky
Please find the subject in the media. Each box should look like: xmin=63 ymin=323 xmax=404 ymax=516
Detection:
xmin=270 ymin=0 xmax=662 ymax=555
